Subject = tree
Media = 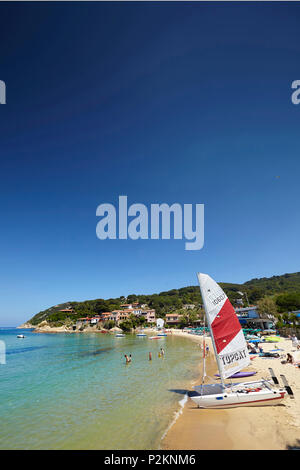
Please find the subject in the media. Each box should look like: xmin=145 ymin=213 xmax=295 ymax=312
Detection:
xmin=275 ymin=314 xmax=284 ymax=328
xmin=247 ymin=287 xmax=265 ymax=303
xmin=129 ymin=314 xmax=138 ymax=329
xmin=103 ymin=320 xmax=115 ymax=330
xmin=186 ymin=310 xmax=199 ymax=325
xmin=276 ymin=292 xmax=300 ymax=312
xmin=257 ymin=297 xmax=278 ymax=317
xmin=289 ymin=313 xmax=298 ymax=328
xmin=178 ymin=315 xmax=189 ymax=329
xmin=282 ymin=312 xmax=290 ymax=324
xmin=119 ymin=320 xmax=133 ymax=332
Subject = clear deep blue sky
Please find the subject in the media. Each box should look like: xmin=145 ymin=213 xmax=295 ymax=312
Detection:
xmin=0 ymin=2 xmax=300 ymax=326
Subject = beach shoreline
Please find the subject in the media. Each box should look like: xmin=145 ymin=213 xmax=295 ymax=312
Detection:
xmin=15 ymin=325 xmax=300 ymax=449
xmin=161 ymin=330 xmax=300 ymax=450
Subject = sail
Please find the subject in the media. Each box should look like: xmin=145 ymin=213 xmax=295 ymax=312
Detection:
xmin=197 ymin=273 xmax=250 ymax=379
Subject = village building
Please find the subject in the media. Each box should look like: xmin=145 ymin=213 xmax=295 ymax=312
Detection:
xmin=165 ymin=313 xmax=183 ymax=325
xmin=139 ymin=309 xmax=156 ymax=323
xmin=59 ymin=307 xmax=75 ymax=313
xmin=75 ymin=306 xmax=156 ymax=328
xmin=235 ymin=306 xmax=275 ymax=330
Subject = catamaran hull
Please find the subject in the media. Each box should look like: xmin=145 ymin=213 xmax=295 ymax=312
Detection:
xmin=191 ymin=390 xmax=285 ymax=409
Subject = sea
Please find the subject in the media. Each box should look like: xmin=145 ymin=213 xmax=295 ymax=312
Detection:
xmin=0 ymin=328 xmax=201 ymax=450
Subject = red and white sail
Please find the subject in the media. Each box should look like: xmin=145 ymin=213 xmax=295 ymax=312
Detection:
xmin=197 ymin=273 xmax=250 ymax=380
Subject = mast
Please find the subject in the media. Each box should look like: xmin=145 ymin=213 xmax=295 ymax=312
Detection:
xmin=198 ymin=273 xmax=226 ymax=389
xmin=201 ymin=305 xmax=206 ymax=389
xmin=202 ymin=311 xmax=206 ymax=379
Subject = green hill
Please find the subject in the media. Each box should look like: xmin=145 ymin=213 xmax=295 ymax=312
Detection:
xmin=27 ymin=271 xmax=300 ymax=326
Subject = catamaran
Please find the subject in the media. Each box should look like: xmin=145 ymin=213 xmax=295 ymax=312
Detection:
xmin=191 ymin=273 xmax=286 ymax=409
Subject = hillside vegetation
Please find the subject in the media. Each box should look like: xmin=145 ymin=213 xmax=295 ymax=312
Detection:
xmin=27 ymin=272 xmax=300 ymax=326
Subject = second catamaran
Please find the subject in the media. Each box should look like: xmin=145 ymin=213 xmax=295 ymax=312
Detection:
xmin=191 ymin=273 xmax=286 ymax=408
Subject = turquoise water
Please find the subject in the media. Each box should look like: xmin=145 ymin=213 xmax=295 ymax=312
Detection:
xmin=0 ymin=328 xmax=201 ymax=449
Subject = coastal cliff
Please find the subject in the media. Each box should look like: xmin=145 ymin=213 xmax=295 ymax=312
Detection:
xmin=19 ymin=271 xmax=300 ymax=332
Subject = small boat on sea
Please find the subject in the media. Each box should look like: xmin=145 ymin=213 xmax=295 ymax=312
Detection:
xmin=191 ymin=273 xmax=286 ymax=409
xmin=115 ymin=334 xmax=125 ymax=337
xmin=149 ymin=336 xmax=163 ymax=340
xmin=136 ymin=333 xmax=147 ymax=337
xmin=17 ymin=334 xmax=25 ymax=338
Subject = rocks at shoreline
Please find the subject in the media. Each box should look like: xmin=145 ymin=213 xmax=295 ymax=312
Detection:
xmin=17 ymin=320 xmax=158 ymax=335
xmin=17 ymin=322 xmax=35 ymax=329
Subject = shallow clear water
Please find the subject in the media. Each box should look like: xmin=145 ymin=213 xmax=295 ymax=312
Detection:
xmin=0 ymin=328 xmax=201 ymax=449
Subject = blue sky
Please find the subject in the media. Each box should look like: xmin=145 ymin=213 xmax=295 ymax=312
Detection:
xmin=0 ymin=2 xmax=300 ymax=326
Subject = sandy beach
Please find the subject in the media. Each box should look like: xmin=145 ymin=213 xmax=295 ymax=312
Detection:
xmin=162 ymin=330 xmax=300 ymax=450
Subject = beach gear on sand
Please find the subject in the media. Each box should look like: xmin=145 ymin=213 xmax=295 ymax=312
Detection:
xmin=264 ymin=336 xmax=282 ymax=343
xmin=268 ymin=368 xmax=279 ymax=385
xmin=259 ymin=352 xmax=280 ymax=358
xmin=215 ymin=371 xmax=257 ymax=378
xmin=280 ymin=375 xmax=294 ymax=398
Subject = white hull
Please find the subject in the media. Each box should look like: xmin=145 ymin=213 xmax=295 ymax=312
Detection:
xmin=192 ymin=381 xmax=286 ymax=409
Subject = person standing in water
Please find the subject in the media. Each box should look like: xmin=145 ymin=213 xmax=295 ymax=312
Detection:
xmin=149 ymin=352 xmax=152 ymax=361
xmin=160 ymin=347 xmax=165 ymax=357
xmin=124 ymin=354 xmax=131 ymax=364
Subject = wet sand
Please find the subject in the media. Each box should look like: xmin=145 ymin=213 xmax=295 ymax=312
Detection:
xmin=162 ymin=331 xmax=300 ymax=450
